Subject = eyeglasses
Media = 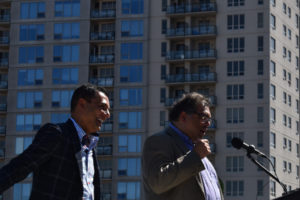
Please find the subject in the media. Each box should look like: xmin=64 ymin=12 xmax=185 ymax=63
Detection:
xmin=192 ymin=112 xmax=212 ymax=123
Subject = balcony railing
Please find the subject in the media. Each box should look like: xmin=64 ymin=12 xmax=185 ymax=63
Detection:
xmin=90 ymin=54 xmax=114 ymax=64
xmin=164 ymin=120 xmax=217 ymax=129
xmin=90 ymin=31 xmax=115 ymax=41
xmin=0 ymin=36 xmax=9 ymax=44
xmin=90 ymin=77 xmax=114 ymax=87
xmin=166 ymin=49 xmax=216 ymax=61
xmin=0 ymin=14 xmax=10 ymax=22
xmin=0 ymin=58 xmax=8 ymax=67
xmin=0 ymin=81 xmax=7 ymax=89
xmin=91 ymin=9 xmax=116 ymax=18
xmin=167 ymin=3 xmax=217 ymax=14
xmin=0 ymin=126 xmax=5 ymax=135
xmin=166 ymin=26 xmax=216 ymax=37
xmin=166 ymin=72 xmax=217 ymax=83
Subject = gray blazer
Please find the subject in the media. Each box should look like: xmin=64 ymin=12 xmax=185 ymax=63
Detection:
xmin=142 ymin=127 xmax=224 ymax=200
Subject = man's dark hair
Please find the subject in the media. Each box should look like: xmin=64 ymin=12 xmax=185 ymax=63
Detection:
xmin=71 ymin=83 xmax=108 ymax=112
xmin=169 ymin=92 xmax=210 ymax=121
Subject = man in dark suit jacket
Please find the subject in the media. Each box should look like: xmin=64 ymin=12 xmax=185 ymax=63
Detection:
xmin=0 ymin=84 xmax=111 ymax=199
xmin=142 ymin=92 xmax=223 ymax=200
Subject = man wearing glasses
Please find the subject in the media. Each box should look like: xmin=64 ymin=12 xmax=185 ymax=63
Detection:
xmin=142 ymin=92 xmax=223 ymax=200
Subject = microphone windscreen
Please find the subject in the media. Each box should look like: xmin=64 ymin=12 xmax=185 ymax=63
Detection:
xmin=231 ymin=137 xmax=243 ymax=149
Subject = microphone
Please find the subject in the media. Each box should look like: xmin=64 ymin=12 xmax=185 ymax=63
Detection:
xmin=231 ymin=138 xmax=266 ymax=157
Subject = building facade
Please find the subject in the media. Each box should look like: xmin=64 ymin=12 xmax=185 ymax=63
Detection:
xmin=0 ymin=0 xmax=299 ymax=199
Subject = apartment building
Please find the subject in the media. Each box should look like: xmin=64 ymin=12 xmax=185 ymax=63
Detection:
xmin=0 ymin=0 xmax=299 ymax=199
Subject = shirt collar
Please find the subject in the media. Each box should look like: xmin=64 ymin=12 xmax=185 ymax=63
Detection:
xmin=169 ymin=122 xmax=194 ymax=150
xmin=70 ymin=117 xmax=86 ymax=142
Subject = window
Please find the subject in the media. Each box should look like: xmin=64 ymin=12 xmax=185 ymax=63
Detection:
xmin=118 ymin=158 xmax=141 ymax=176
xmin=51 ymin=113 xmax=69 ymax=123
xmin=228 ymin=0 xmax=245 ymax=6
xmin=270 ymin=108 xmax=276 ymax=123
xmin=257 ymin=13 xmax=264 ymax=28
xmin=296 ymin=78 xmax=299 ymax=91
xmin=258 ymin=0 xmax=263 ymax=4
xmin=283 ymin=69 xmax=287 ymax=80
xmin=296 ymin=143 xmax=299 ymax=156
xmin=283 ymin=161 xmax=287 ymax=171
xmin=288 ymin=162 xmax=292 ymax=173
xmin=296 ymin=100 xmax=299 ymax=113
xmin=288 ymin=7 xmax=291 ymax=18
xmin=270 ymin=180 xmax=276 ymax=196
xmin=227 ymin=14 xmax=245 ymax=29
xmin=226 ymin=180 xmax=244 ymax=196
xmin=283 ymin=25 xmax=287 ymax=36
xmin=227 ymin=37 xmax=245 ymax=53
xmin=120 ymin=66 xmax=142 ymax=83
xmin=119 ymin=88 xmax=142 ymax=106
xmin=55 ymin=0 xmax=80 ymax=17
xmin=227 ymin=84 xmax=244 ymax=100
xmin=19 ymin=46 xmax=44 ymax=64
xmin=118 ymin=135 xmax=141 ymax=153
xmin=257 ymin=60 xmax=264 ymax=75
xmin=296 ymin=36 xmax=299 ymax=48
xmin=161 ymin=19 xmax=167 ymax=34
xmin=227 ymin=61 xmax=244 ymax=76
xmin=20 ymin=24 xmax=44 ymax=41
xmin=270 ymin=37 xmax=276 ymax=52
xmin=226 ymin=132 xmax=244 ymax=147
xmin=96 ymin=137 xmax=112 ymax=156
xmin=20 ymin=2 xmax=45 ymax=19
xmin=288 ymin=140 xmax=292 ymax=151
xmin=270 ymin=132 xmax=276 ymax=148
xmin=297 ymin=165 xmax=299 ymax=178
xmin=270 ymin=14 xmax=276 ymax=29
xmin=52 ymin=68 xmax=78 ymax=84
xmin=54 ymin=23 xmax=80 ymax=39
xmin=99 ymin=160 xmax=112 ymax=178
xmin=52 ymin=90 xmax=73 ymax=108
xmin=161 ymin=65 xmax=166 ymax=80
xmin=162 ymin=0 xmax=167 ymax=11
xmin=288 ymin=29 xmax=292 ymax=40
xmin=119 ymin=112 xmax=142 ymax=129
xmin=226 ymin=156 xmax=244 ymax=172
xmin=271 ymin=0 xmax=276 ymax=6
xmin=16 ymin=114 xmax=42 ymax=131
xmin=13 ymin=183 xmax=32 ymax=200
xmin=288 ymin=50 xmax=292 ymax=62
xmin=257 ymin=180 xmax=264 ymax=196
xmin=15 ymin=136 xmax=33 ymax=154
xmin=258 ymin=36 xmax=264 ymax=51
xmin=121 ymin=43 xmax=143 ymax=60
xmin=53 ymin=45 xmax=79 ymax=62
xmin=283 ymin=3 xmax=287 ymax=14
xmin=296 ymin=14 xmax=299 ymax=28
xmin=257 ymin=83 xmax=263 ymax=99
xmin=283 ymin=114 xmax=287 ymax=126
xmin=283 ymin=47 xmax=287 ymax=57
xmin=17 ymin=91 xmax=43 ymax=108
xmin=257 ymin=107 xmax=264 ymax=123
xmin=117 ymin=182 xmax=140 ymax=200
xmin=270 ymin=156 xmax=276 ymax=171
xmin=270 ymin=84 xmax=276 ymax=99
xmin=160 ymin=88 xmax=166 ymax=103
xmin=122 ymin=0 xmax=144 ymax=14
xmin=18 ymin=69 xmax=43 ymax=86
xmin=283 ymin=92 xmax=287 ymax=104
xmin=226 ymin=108 xmax=244 ymax=123
xmin=270 ymin=60 xmax=276 ymax=76
xmin=121 ymin=20 xmax=143 ymax=37
xmin=288 ymin=95 xmax=292 ymax=106
xmin=161 ymin=42 xmax=167 ymax=57
xmin=160 ymin=111 xmax=166 ymax=126
xmin=283 ymin=137 xmax=287 ymax=149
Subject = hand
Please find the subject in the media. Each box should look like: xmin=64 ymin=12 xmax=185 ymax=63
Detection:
xmin=194 ymin=139 xmax=211 ymax=158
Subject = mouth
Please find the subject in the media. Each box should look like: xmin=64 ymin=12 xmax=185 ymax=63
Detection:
xmin=97 ymin=118 xmax=103 ymax=127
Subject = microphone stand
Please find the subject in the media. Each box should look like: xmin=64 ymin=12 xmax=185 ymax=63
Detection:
xmin=246 ymin=152 xmax=288 ymax=195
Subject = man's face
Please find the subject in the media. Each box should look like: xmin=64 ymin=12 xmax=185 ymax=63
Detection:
xmin=80 ymin=91 xmax=110 ymax=134
xmin=183 ymin=106 xmax=211 ymax=142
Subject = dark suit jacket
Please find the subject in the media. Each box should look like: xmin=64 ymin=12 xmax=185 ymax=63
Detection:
xmin=142 ymin=126 xmax=223 ymax=200
xmin=0 ymin=119 xmax=101 ymax=200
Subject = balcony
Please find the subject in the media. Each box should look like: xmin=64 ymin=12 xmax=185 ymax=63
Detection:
xmin=0 ymin=81 xmax=7 ymax=89
xmin=90 ymin=77 xmax=114 ymax=87
xmin=0 ymin=36 xmax=9 ymax=44
xmin=0 ymin=126 xmax=5 ymax=135
xmin=91 ymin=9 xmax=116 ymax=19
xmin=90 ymin=54 xmax=114 ymax=64
xmin=0 ymin=13 xmax=10 ymax=23
xmin=165 ymin=95 xmax=216 ymax=107
xmin=165 ymin=72 xmax=217 ymax=84
xmin=166 ymin=3 xmax=217 ymax=15
xmin=166 ymin=49 xmax=217 ymax=61
xmin=0 ymin=58 xmax=8 ymax=67
xmin=166 ymin=25 xmax=216 ymax=38
xmin=101 ymin=122 xmax=113 ymax=132
xmin=90 ymin=31 xmax=115 ymax=41
xmin=0 ymin=104 xmax=6 ymax=111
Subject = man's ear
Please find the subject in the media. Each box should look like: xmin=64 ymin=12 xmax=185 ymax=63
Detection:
xmin=179 ymin=112 xmax=187 ymax=122
xmin=77 ymin=98 xmax=86 ymax=109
